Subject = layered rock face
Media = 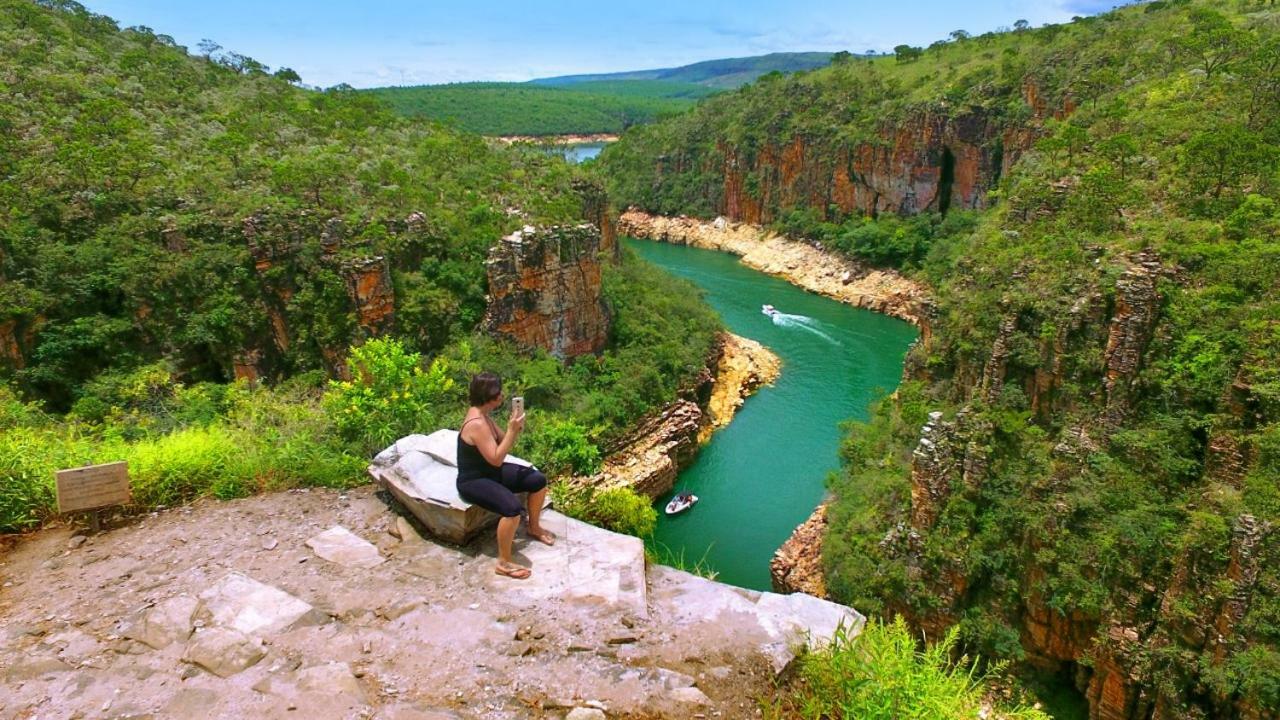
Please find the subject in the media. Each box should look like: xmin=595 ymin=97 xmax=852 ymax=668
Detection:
xmin=482 ymin=224 xmax=613 ymax=360
xmin=620 ymin=209 xmax=930 ymax=328
xmin=691 ymin=81 xmax=1069 ymax=226
xmin=770 ymin=504 xmax=829 ymax=597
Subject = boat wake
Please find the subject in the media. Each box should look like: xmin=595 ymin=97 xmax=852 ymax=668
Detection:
xmin=770 ymin=312 xmax=839 ymax=344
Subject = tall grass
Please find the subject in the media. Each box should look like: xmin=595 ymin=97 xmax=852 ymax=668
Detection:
xmin=766 ymin=617 xmax=1049 ymax=720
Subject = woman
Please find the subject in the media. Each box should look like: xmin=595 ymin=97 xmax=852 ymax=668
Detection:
xmin=456 ymin=372 xmax=554 ymax=580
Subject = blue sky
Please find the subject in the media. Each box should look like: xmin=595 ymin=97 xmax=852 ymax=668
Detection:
xmin=84 ymin=1 xmax=1132 ymax=88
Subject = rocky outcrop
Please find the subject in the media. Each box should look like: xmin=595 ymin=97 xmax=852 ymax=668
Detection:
xmin=1101 ymin=252 xmax=1164 ymax=426
xmin=910 ymin=411 xmax=957 ymax=530
xmin=699 ymin=333 xmax=781 ymax=443
xmin=674 ymin=79 xmax=1070 ymax=227
xmin=483 ymin=224 xmax=613 ymax=359
xmin=620 ymin=209 xmax=930 ymax=327
xmin=340 ymin=257 xmax=395 ymax=337
xmin=576 ymin=332 xmax=777 ymax=499
xmin=770 ymin=504 xmax=829 ymax=597
xmin=578 ymin=400 xmax=703 ymax=500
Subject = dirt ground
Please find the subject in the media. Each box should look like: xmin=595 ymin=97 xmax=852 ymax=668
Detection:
xmin=0 ymin=485 xmax=791 ymax=720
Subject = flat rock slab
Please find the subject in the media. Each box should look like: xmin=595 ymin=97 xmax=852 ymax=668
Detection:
xmin=475 ymin=510 xmax=647 ymax=618
xmin=182 ymin=626 xmax=265 ymax=677
xmin=122 ymin=594 xmax=198 ymax=649
xmin=646 ymin=565 xmax=865 ymax=673
xmin=198 ymin=571 xmax=321 ymax=635
xmin=306 ymin=525 xmax=386 ymax=568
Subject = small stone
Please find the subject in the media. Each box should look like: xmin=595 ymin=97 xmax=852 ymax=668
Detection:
xmin=67 ymin=535 xmax=87 ymax=549
xmin=669 ymin=686 xmax=712 ymax=705
xmin=565 ymin=709 xmax=606 ymax=720
xmin=606 ymin=635 xmax=638 ymax=645
xmin=621 ymin=615 xmax=636 ymax=629
xmin=262 ymin=538 xmax=278 ymax=551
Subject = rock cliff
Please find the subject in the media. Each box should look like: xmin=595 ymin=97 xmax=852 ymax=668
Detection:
xmin=482 ymin=223 xmax=614 ymax=360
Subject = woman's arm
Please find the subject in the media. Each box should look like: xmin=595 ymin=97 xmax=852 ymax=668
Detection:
xmin=467 ymin=412 xmax=525 ymax=467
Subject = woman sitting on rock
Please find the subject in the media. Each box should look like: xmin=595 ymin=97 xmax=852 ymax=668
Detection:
xmin=456 ymin=372 xmax=554 ymax=580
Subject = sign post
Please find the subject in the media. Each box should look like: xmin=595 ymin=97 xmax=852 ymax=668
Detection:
xmin=55 ymin=461 xmax=131 ymax=531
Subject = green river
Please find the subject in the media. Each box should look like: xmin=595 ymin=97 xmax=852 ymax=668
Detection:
xmin=627 ymin=237 xmax=919 ymax=591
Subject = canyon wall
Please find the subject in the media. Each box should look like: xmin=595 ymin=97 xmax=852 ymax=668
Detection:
xmin=482 ymin=223 xmax=613 ymax=360
xmin=682 ymin=81 xmax=1070 ymax=227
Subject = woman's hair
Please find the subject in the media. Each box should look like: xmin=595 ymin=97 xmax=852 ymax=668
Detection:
xmin=468 ymin=372 xmax=503 ymax=406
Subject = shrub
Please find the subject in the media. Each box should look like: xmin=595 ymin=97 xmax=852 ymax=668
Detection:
xmin=324 ymin=338 xmax=456 ymax=454
xmin=124 ymin=426 xmax=256 ymax=505
xmin=766 ymin=617 xmax=1049 ymax=720
xmin=527 ymin=416 xmax=602 ymax=476
xmin=550 ymin=480 xmax=657 ymax=537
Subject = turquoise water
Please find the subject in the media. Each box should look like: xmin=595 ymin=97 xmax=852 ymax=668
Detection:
xmin=543 ymin=142 xmax=606 ymax=163
xmin=627 ymin=238 xmax=918 ymax=590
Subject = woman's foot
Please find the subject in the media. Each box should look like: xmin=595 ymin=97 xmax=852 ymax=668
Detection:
xmin=495 ymin=563 xmax=531 ymax=579
xmin=526 ymin=528 xmax=556 ymax=546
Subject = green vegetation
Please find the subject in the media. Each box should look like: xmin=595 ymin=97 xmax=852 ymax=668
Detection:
xmin=366 ymin=81 xmax=712 ymax=137
xmin=0 ymin=1 xmax=723 ymax=533
xmin=599 ymin=0 xmax=1280 ymax=715
xmin=532 ymin=51 xmax=835 ymax=89
xmin=766 ymin=618 xmax=1048 ymax=720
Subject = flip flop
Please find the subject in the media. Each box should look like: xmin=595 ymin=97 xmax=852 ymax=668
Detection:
xmin=526 ymin=529 xmax=556 ymax=546
xmin=495 ymin=564 xmax=531 ymax=579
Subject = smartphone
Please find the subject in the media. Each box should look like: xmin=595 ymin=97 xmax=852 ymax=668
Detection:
xmin=511 ymin=396 xmax=524 ymax=416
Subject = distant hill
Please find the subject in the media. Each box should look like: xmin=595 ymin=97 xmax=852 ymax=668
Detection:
xmin=367 ymin=52 xmax=836 ymax=136
xmin=529 ymin=52 xmax=836 ymax=89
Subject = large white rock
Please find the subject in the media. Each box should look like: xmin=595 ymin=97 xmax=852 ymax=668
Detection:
xmin=479 ymin=510 xmax=648 ymax=618
xmin=646 ymin=565 xmax=865 ymax=674
xmin=306 ymin=525 xmax=385 ymax=569
xmin=197 ymin=572 xmax=321 ymax=635
xmin=182 ymin=627 xmax=265 ymax=677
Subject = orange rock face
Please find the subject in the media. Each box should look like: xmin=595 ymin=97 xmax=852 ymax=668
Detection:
xmin=483 ymin=224 xmax=613 ymax=359
xmin=341 ymin=257 xmax=395 ymax=336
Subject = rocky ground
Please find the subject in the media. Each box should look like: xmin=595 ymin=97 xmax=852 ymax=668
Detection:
xmin=0 ymin=485 xmax=860 ymax=720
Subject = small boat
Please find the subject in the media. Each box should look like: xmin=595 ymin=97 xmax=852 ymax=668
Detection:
xmin=762 ymin=304 xmax=778 ymax=317
xmin=665 ymin=492 xmax=698 ymax=515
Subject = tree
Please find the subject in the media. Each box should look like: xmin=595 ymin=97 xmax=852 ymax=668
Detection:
xmin=1180 ymin=126 xmax=1274 ymax=202
xmin=1178 ymin=8 xmax=1246 ymax=78
xmin=929 ymin=40 xmax=948 ymax=60
xmin=949 ymin=30 xmax=971 ymax=42
xmin=196 ymin=38 xmax=221 ymax=60
xmin=894 ymin=45 xmax=923 ymax=63
xmin=1014 ymin=19 xmax=1031 ymax=32
xmin=831 ymin=51 xmax=853 ymax=66
xmin=273 ymin=67 xmax=302 ymax=84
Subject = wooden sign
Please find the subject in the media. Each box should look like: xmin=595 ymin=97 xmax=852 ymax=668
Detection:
xmin=55 ymin=461 xmax=131 ymax=514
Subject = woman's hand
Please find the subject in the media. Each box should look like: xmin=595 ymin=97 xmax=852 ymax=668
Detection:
xmin=509 ymin=411 xmax=526 ymax=434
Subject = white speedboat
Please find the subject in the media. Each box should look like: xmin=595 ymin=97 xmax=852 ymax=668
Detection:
xmin=762 ymin=304 xmax=778 ymax=317
xmin=664 ymin=492 xmax=698 ymax=515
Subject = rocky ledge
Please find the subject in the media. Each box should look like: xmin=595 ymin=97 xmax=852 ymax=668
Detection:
xmin=700 ymin=333 xmax=781 ymax=443
xmin=619 ymin=208 xmax=930 ymax=327
xmin=769 ymin=504 xmax=829 ymax=597
xmin=574 ymin=332 xmax=780 ymax=499
xmin=0 ymin=486 xmax=861 ymax=719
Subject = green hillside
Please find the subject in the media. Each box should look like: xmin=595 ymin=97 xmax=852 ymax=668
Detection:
xmin=0 ymin=0 xmax=720 ymax=532
xmin=599 ymin=1 xmax=1280 ymax=717
xmin=365 ymin=81 xmax=712 ymax=136
xmin=531 ymin=51 xmax=836 ymax=88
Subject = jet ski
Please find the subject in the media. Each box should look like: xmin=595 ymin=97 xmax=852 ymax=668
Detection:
xmin=761 ymin=304 xmax=779 ymax=317
xmin=664 ymin=491 xmax=698 ymax=515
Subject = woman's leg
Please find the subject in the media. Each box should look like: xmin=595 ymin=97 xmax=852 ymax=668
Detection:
xmin=501 ymin=464 xmax=551 ymax=544
xmin=458 ymin=477 xmax=530 ymax=576
xmin=496 ymin=515 xmax=520 ymax=566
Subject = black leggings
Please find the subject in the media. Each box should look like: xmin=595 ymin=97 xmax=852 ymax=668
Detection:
xmin=457 ymin=463 xmax=547 ymax=518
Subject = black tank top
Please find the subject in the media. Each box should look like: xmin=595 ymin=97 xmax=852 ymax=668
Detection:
xmin=456 ymin=417 xmax=500 ymax=483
